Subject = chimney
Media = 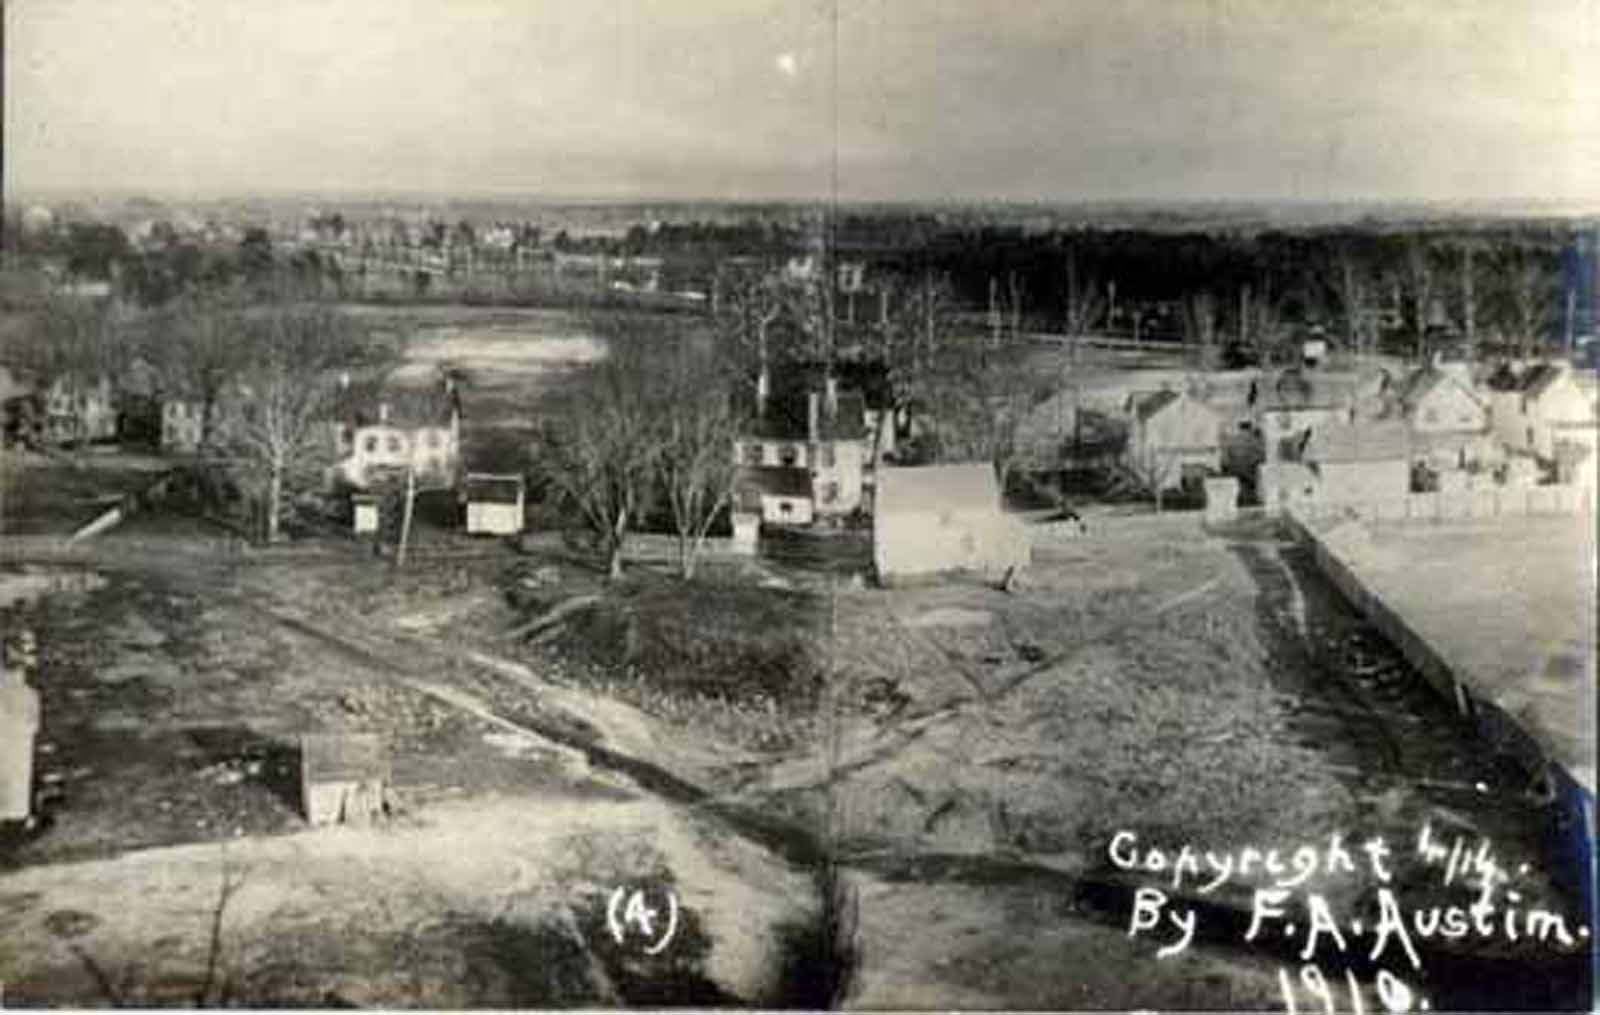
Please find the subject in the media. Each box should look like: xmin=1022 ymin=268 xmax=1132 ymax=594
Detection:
xmin=756 ymin=368 xmax=770 ymax=418
xmin=339 ymin=371 xmax=350 ymax=391
xmin=378 ymin=402 xmax=389 ymax=424
xmin=825 ymin=374 xmax=839 ymax=415
xmin=807 ymin=390 xmax=821 ymax=443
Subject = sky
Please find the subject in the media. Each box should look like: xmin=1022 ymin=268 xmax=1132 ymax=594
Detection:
xmin=6 ymin=0 xmax=1599 ymax=204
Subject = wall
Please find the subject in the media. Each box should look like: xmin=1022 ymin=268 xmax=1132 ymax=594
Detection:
xmin=876 ymin=508 xmax=1030 ymax=583
xmin=1284 ymin=509 xmax=1596 ymax=916
xmin=1286 ymin=482 xmax=1593 ymax=523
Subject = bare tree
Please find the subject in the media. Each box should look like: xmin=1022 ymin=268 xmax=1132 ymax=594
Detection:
xmin=152 ymin=291 xmax=253 ymax=449
xmin=220 ymin=304 xmax=384 ymax=543
xmin=657 ymin=337 xmax=737 ymax=580
xmin=712 ymin=263 xmax=785 ymax=399
xmin=1331 ymin=246 xmax=1373 ymax=359
xmin=537 ymin=317 xmax=665 ymax=581
xmin=1062 ymin=251 xmax=1106 ymax=367
xmin=868 ymin=271 xmax=958 ymax=468
xmin=927 ymin=330 xmax=1036 ymax=492
xmin=1497 ymin=247 xmax=1556 ymax=358
xmin=1456 ymin=240 xmax=1481 ymax=360
xmin=1182 ymin=291 xmax=1219 ymax=370
xmin=1404 ymin=238 xmax=1436 ymax=361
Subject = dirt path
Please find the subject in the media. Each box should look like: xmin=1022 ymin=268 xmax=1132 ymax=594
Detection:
xmin=0 ymin=795 xmax=815 ymax=1007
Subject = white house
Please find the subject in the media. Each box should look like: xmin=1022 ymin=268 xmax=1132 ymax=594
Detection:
xmin=732 ymin=374 xmax=870 ymax=524
xmin=1488 ymin=362 xmax=1598 ymax=462
xmin=329 ymin=378 xmax=462 ymax=490
xmin=1124 ymin=389 xmax=1221 ymax=490
xmin=42 ymin=374 xmax=117 ymax=445
xmin=873 ymin=463 xmax=1030 ymax=585
xmin=1388 ymin=362 xmax=1494 ymax=471
xmin=1301 ymin=422 xmax=1412 ymax=504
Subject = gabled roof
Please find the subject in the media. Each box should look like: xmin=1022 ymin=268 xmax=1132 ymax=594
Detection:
xmin=331 ymin=379 xmax=459 ymax=429
xmin=1484 ymin=362 xmax=1523 ymax=392
xmin=1303 ymin=422 xmax=1411 ymax=464
xmin=1520 ymin=363 xmax=1571 ymax=400
xmin=875 ymin=463 xmax=1001 ymax=516
xmin=1395 ymin=367 xmax=1482 ymax=416
xmin=1129 ymin=389 xmax=1181 ymax=422
xmin=1257 ymin=369 xmax=1344 ymax=411
xmin=742 ymin=387 xmax=868 ymax=442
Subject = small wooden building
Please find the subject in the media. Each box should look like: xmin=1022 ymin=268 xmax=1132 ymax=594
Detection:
xmin=300 ymin=732 xmax=389 ymax=826
xmin=463 ymin=473 xmax=526 ymax=535
xmin=351 ymin=493 xmax=381 ymax=535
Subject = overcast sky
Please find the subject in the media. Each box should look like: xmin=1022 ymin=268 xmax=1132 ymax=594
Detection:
xmin=7 ymin=0 xmax=1598 ymax=203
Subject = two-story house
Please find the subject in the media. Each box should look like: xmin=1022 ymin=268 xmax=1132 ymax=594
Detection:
xmin=732 ymin=372 xmax=870 ymax=526
xmin=1388 ymin=359 xmax=1495 ymax=471
xmin=327 ymin=377 xmax=462 ymax=491
xmin=1487 ymin=362 xmax=1598 ymax=463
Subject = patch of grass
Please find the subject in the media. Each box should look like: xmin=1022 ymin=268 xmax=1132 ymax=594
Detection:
xmin=562 ymin=573 xmax=827 ymax=710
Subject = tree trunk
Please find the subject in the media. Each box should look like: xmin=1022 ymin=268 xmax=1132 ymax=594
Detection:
xmin=678 ymin=530 xmax=693 ymax=580
xmin=606 ymin=508 xmax=629 ymax=581
xmin=265 ymin=465 xmax=283 ymax=544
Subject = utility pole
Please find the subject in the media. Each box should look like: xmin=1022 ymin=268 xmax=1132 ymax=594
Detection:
xmin=396 ymin=461 xmax=416 ymax=569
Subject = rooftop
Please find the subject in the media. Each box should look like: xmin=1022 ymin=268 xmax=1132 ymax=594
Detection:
xmin=875 ymin=463 xmax=1001 ymax=516
xmin=1303 ymin=422 xmax=1412 ymax=464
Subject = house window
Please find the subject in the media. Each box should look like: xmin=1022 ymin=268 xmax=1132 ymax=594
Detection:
xmin=820 ymin=444 xmax=836 ymax=469
xmin=387 ymin=435 xmax=402 ymax=454
xmin=744 ymin=443 xmax=764 ymax=466
xmin=364 ymin=436 xmax=378 ymax=454
xmin=779 ymin=443 xmax=799 ymax=467
xmin=822 ymin=482 xmax=839 ymax=504
xmin=779 ymin=501 xmax=793 ymax=516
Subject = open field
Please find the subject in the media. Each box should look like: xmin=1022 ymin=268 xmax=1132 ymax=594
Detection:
xmin=8 ymin=482 xmax=1590 ymax=1006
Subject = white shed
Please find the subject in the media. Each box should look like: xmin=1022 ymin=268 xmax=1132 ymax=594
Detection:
xmin=873 ymin=464 xmax=1030 ymax=585
xmin=463 ymin=473 xmax=525 ymax=535
xmin=351 ymin=493 xmax=381 ymax=535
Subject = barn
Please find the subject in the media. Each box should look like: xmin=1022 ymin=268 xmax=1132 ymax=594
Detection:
xmin=872 ymin=464 xmax=1030 ymax=585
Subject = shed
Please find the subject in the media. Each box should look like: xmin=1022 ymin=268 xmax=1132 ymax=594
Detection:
xmin=351 ymin=493 xmax=381 ymax=535
xmin=463 ymin=473 xmax=525 ymax=535
xmin=300 ymin=732 xmax=390 ymax=826
xmin=1302 ymin=422 xmax=1411 ymax=503
xmin=873 ymin=464 xmax=1030 ymax=585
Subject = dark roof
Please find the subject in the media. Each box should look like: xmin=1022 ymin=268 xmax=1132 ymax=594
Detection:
xmin=332 ymin=379 xmax=459 ymax=429
xmin=1258 ymin=369 xmax=1342 ymax=411
xmin=1303 ymin=422 xmax=1411 ymax=464
xmin=463 ymin=475 xmax=523 ymax=503
xmin=1484 ymin=363 xmax=1523 ymax=392
xmin=1129 ymin=389 xmax=1181 ymax=422
xmin=735 ymin=465 xmax=813 ymax=499
xmin=1520 ymin=363 xmax=1568 ymax=399
xmin=742 ymin=388 xmax=868 ymax=441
